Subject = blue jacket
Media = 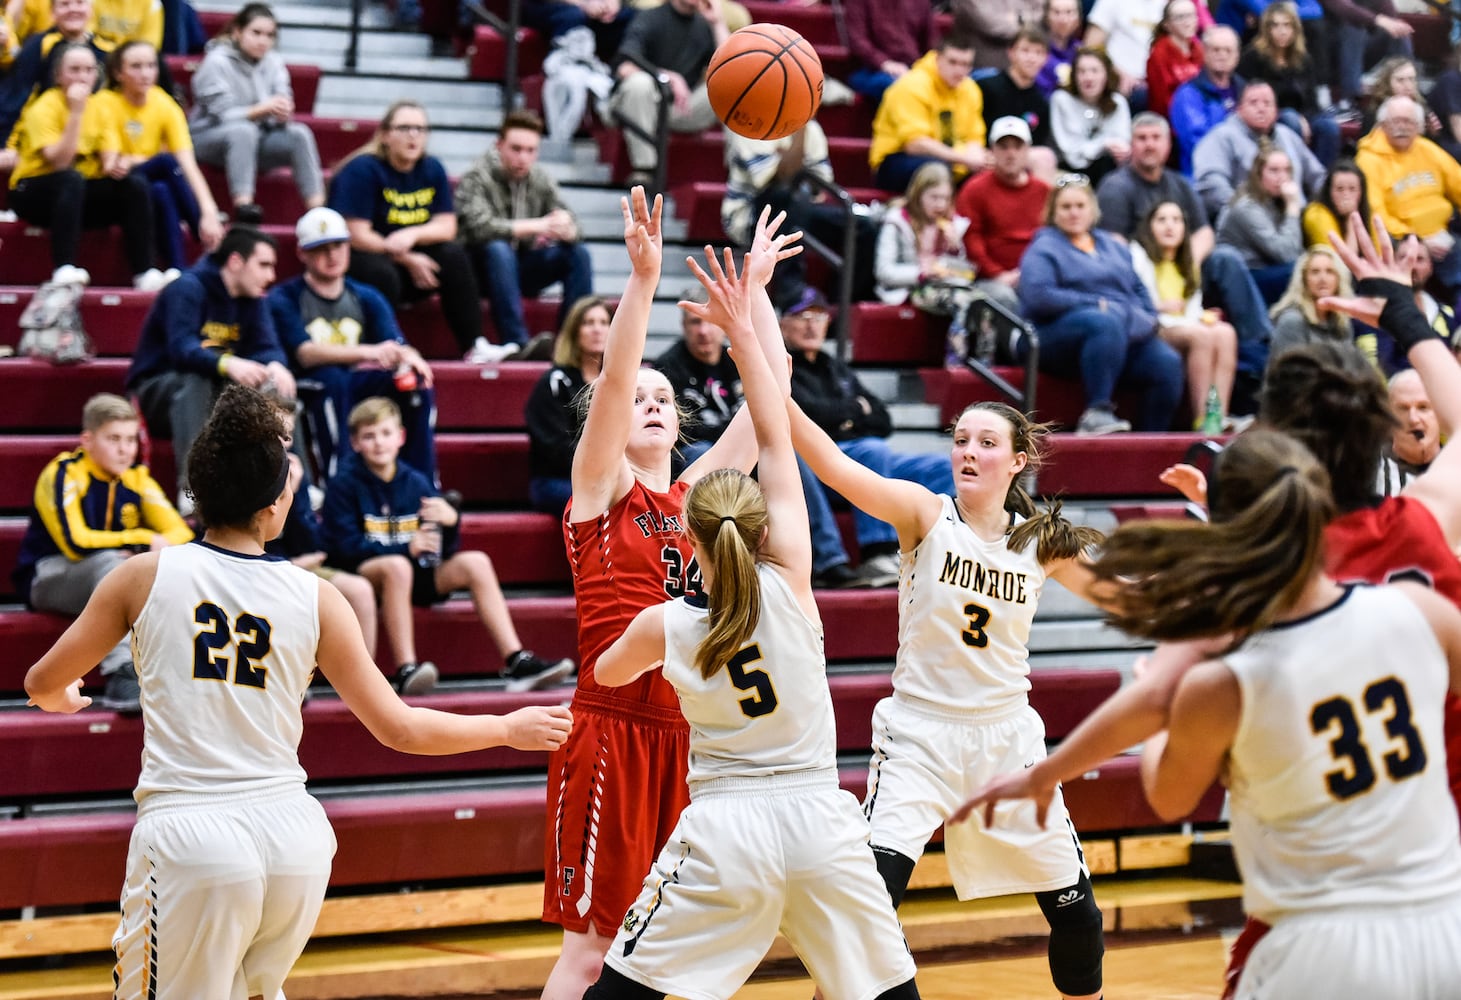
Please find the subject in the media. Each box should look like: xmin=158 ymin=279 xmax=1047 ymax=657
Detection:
xmin=1169 ymin=70 xmax=1243 ymax=175
xmin=126 ymin=259 xmax=287 ymax=389
xmin=1215 ymin=0 xmax=1321 ymax=30
xmin=1017 ymin=227 xmax=1159 ymax=342
xmin=321 ymin=458 xmax=457 ymax=572
xmin=266 ymin=275 xmax=405 ymax=371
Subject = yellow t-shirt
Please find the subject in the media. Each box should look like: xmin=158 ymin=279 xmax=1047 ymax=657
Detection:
xmin=9 ymin=88 xmax=112 ymax=187
xmin=1153 ymin=259 xmax=1188 ymax=315
xmin=94 ymin=86 xmax=191 ymax=157
xmin=90 ymin=0 xmax=163 ymax=51
xmin=12 ymin=0 xmax=52 ymax=42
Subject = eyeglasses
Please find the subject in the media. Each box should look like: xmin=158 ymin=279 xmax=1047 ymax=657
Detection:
xmin=1054 ymin=172 xmax=1091 ymax=189
xmin=389 ymin=124 xmax=429 ymax=135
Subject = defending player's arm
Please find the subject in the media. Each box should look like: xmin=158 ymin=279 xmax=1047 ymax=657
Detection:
xmin=315 ymin=582 xmax=572 ymax=753
xmin=1139 ymin=659 xmax=1239 ymax=821
xmin=595 ymin=603 xmax=667 ymax=687
xmin=1395 ymin=582 xmax=1461 ymax=696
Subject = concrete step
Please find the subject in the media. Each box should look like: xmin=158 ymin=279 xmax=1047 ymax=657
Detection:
xmin=197 ymin=0 xmax=395 ymax=29
xmin=278 ymin=26 xmax=435 ymax=59
xmin=316 ymin=75 xmax=502 ymax=112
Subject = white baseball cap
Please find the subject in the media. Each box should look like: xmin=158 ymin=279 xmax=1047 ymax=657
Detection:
xmin=296 ymin=207 xmax=351 ymax=250
xmin=989 ymin=116 xmax=1033 ymax=145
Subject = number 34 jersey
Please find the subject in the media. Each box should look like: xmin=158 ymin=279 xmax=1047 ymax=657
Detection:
xmin=662 ymin=566 xmax=836 ymax=787
xmin=894 ymin=495 xmax=1046 ymax=713
xmin=131 ymin=542 xmax=320 ymax=801
xmin=1224 ymin=584 xmax=1461 ymax=924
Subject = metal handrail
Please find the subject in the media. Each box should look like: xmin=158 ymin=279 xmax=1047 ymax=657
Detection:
xmin=789 ymin=169 xmax=858 ymax=362
xmin=463 ymin=0 xmax=524 ymax=110
xmin=959 ymin=293 xmax=1040 ymax=416
xmin=612 ymin=51 xmax=673 ymax=194
xmin=346 ymin=0 xmax=363 ymax=71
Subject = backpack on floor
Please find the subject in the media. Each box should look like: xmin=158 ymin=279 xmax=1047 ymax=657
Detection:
xmin=17 ymin=280 xmax=93 ymax=364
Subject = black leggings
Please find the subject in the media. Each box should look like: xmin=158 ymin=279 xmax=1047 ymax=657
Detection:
xmin=348 ymin=241 xmax=482 ymax=353
xmin=11 ymin=169 xmax=154 ymax=274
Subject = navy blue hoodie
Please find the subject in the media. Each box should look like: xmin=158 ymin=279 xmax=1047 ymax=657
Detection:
xmin=321 ymin=458 xmax=457 ymax=572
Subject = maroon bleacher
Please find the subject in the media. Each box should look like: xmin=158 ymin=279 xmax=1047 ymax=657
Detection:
xmin=0 ymin=223 xmax=301 ymax=287
xmin=597 ymin=128 xmax=873 ymax=189
xmin=670 ymin=179 xmax=884 ymax=244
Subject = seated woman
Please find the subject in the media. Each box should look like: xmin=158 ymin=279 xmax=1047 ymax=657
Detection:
xmin=1035 ymin=0 xmax=1084 ymax=96
xmin=1130 ymin=199 xmax=1239 ymax=430
xmin=1365 ymin=56 xmax=1447 ymax=147
xmin=873 ymin=162 xmax=975 ymax=365
xmin=1050 ymin=46 xmax=1131 ymax=187
xmin=1302 ymin=160 xmax=1376 ymax=250
xmin=187 ymin=3 xmax=324 ymax=224
xmin=95 ymin=40 xmax=223 ymax=275
xmin=1267 ymin=245 xmax=1357 ymax=369
xmin=1237 ymin=1 xmax=1340 ymax=166
xmin=1017 ymin=173 xmax=1184 ymax=434
xmin=1215 ymin=144 xmax=1305 ymax=304
xmin=9 ymin=42 xmax=162 ymax=288
xmin=329 ymin=100 xmax=491 ymax=363
xmin=1144 ymin=0 xmax=1204 ymax=120
xmin=524 ymin=295 xmax=610 ymax=515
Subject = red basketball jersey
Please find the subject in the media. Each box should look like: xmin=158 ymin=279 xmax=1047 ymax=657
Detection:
xmin=564 ymin=478 xmax=701 ymax=711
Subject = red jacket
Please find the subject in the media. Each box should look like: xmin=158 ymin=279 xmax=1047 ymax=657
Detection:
xmin=1146 ymin=35 xmax=1206 ymax=119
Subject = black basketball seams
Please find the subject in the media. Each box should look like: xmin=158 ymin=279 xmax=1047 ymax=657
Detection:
xmin=708 ymin=27 xmax=821 ymax=140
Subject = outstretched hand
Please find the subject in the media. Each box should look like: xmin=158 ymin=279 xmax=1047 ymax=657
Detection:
xmin=742 ymin=205 xmax=804 ymax=289
xmin=1159 ymin=464 xmax=1208 ymax=505
xmin=950 ymin=765 xmax=1061 ymax=829
xmin=1320 ymin=213 xmax=1420 ymax=326
xmin=681 ymin=245 xmax=755 ymax=335
xmin=621 ymin=186 xmax=664 ymax=278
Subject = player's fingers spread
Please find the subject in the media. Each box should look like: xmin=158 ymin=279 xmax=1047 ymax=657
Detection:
xmin=722 ymin=246 xmax=738 ymax=280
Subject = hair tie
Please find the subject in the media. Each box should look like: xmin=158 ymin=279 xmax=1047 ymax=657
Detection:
xmin=720 ymin=516 xmax=736 ymax=526
xmin=1278 ymin=465 xmax=1299 ymax=479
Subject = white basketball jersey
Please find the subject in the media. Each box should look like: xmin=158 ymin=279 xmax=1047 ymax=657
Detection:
xmin=130 ymin=542 xmax=319 ymax=800
xmin=1224 ymin=585 xmax=1461 ymax=922
xmin=893 ymin=496 xmax=1045 ymax=711
xmin=662 ymin=564 xmax=837 ymax=787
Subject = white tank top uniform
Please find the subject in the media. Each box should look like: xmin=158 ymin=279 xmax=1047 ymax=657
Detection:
xmin=112 ymin=542 xmax=337 ymax=1000
xmin=1224 ymin=584 xmax=1461 ymax=999
xmin=604 ymin=565 xmax=917 ymax=1000
xmin=866 ymin=496 xmax=1089 ymax=899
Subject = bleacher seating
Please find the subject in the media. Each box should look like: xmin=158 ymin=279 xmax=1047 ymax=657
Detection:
xmin=164 ymin=54 xmax=320 ymax=115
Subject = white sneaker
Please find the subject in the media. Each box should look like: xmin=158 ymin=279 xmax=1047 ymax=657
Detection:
xmin=51 ymin=264 xmax=91 ymax=286
xmin=134 ymin=268 xmax=169 ymax=292
xmin=464 ymin=337 xmax=520 ymax=364
xmin=857 ymin=553 xmax=902 ymax=588
xmin=160 ymin=268 xmax=181 ymax=286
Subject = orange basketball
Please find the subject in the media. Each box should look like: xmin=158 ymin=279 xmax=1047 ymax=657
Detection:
xmin=705 ymin=24 xmax=824 ymax=142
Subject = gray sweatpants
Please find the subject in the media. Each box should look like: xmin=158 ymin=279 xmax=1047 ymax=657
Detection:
xmin=608 ymin=72 xmax=718 ymax=172
xmin=191 ymin=120 xmax=324 ymax=204
xmin=30 ymin=551 xmax=132 ymax=675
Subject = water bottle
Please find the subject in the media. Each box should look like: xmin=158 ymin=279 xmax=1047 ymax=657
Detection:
xmin=1201 ymin=384 xmax=1224 ymax=436
xmin=416 ymin=520 xmax=441 ymax=569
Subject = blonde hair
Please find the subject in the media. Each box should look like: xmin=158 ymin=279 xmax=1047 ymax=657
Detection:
xmin=1253 ymin=1 xmax=1307 ymax=65
xmin=337 ymin=99 xmax=428 ymax=170
xmin=898 ymin=162 xmax=955 ymax=231
xmin=347 ymin=396 xmax=402 ymax=434
xmin=1270 ymin=245 xmax=1354 ymax=332
xmin=554 ymin=296 xmax=613 ymax=368
xmin=82 ymin=393 xmax=137 ymax=431
xmin=683 ymin=468 xmax=769 ymax=680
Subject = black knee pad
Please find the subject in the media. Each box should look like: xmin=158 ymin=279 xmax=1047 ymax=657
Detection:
xmin=581 ymin=965 xmax=666 ymax=1000
xmin=874 ymin=976 xmax=922 ymax=1000
xmin=1035 ymin=874 xmax=1104 ymax=997
xmin=871 ymin=845 xmax=918 ymax=909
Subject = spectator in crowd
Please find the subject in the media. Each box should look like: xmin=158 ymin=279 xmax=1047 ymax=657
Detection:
xmin=95 ymin=40 xmax=224 ymax=275
xmin=330 ymin=100 xmax=490 ymax=363
xmin=1302 ymin=159 xmax=1376 ymax=250
xmin=949 ymin=0 xmax=1041 ymax=72
xmin=519 ymin=0 xmax=633 ymax=67
xmin=1321 ymin=0 xmax=1413 ymax=108
xmin=1146 ymin=0 xmax=1205 ymax=119
xmin=1237 ymin=1 xmax=1340 ymax=166
xmin=1018 ymin=173 xmax=1184 ymax=433
xmin=956 ymin=115 xmax=1050 ymax=315
xmin=1427 ymin=41 xmax=1461 ymax=164
xmin=0 ymin=0 xmax=102 ymax=148
xmin=1216 ymin=143 xmax=1306 ymax=302
xmin=456 ymin=109 xmax=593 ymax=355
xmin=1356 ymin=96 xmax=1461 ymax=301
xmin=268 ymin=207 xmax=437 ymax=483
xmin=1050 ymin=46 xmax=1131 ymax=186
xmin=868 ymin=34 xmax=989 ymax=194
xmin=782 ymin=290 xmax=952 ymax=581
xmin=322 ymin=396 xmax=576 ymax=695
xmin=607 ymin=0 xmax=726 ymax=189
xmin=187 ymin=3 xmax=324 ymax=224
xmin=1388 ymin=367 xmax=1441 ymax=476
xmin=524 ymin=295 xmax=607 ymax=515
xmin=1096 ymin=112 xmax=1275 ymax=392
xmin=9 ymin=43 xmax=162 ymax=288
xmin=7 ymin=0 xmax=53 ymax=44
xmin=1366 ymin=56 xmax=1447 ymax=147
xmin=1267 ymin=244 xmax=1355 ymax=363
xmin=1084 ymin=0 xmax=1166 ymax=102
xmin=842 ymin=0 xmax=935 ymax=105
xmin=11 ymin=393 xmax=193 ymax=713
xmin=1130 ymin=199 xmax=1240 ymax=428
xmin=1036 ymin=0 xmax=1084 ymax=96
xmin=126 ymin=227 xmax=297 ymax=506
xmin=1168 ymin=24 xmax=1242 ymax=175
xmin=1193 ymin=79 xmax=1323 ymax=222
xmin=977 ymin=27 xmax=1059 ymax=180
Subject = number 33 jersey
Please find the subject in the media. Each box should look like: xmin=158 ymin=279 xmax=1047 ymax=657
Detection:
xmin=1224 ymin=584 xmax=1461 ymax=923
xmin=662 ymin=565 xmax=836 ymax=788
xmin=131 ymin=542 xmax=319 ymax=801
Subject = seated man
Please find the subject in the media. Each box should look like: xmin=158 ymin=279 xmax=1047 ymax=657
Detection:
xmin=955 ymin=116 xmax=1049 ymax=316
xmin=976 ymin=28 xmax=1060 ymax=181
xmin=842 ymin=0 xmax=936 ymax=105
xmin=1193 ymin=79 xmax=1324 ymax=222
xmin=11 ymin=393 xmax=192 ymax=713
xmin=869 ymin=33 xmax=990 ymax=194
xmin=126 ymin=226 xmax=297 ymax=509
xmin=456 ymin=110 xmax=594 ymax=351
xmin=782 ymin=290 xmax=955 ymax=577
xmin=322 ymin=397 xmax=575 ymax=694
xmin=1167 ymin=25 xmax=1242 ymax=175
xmin=268 ymin=207 xmax=437 ymax=483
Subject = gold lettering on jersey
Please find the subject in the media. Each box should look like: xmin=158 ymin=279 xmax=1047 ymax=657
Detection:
xmin=363 ymin=512 xmax=421 ymax=546
xmin=305 ymin=314 xmax=364 ymax=347
xmin=383 ymin=186 xmax=436 ymax=227
xmin=938 ymin=551 xmax=1028 ymax=603
xmin=120 ymin=502 xmax=140 ymax=529
xmin=200 ymin=321 xmax=240 ymax=349
xmin=632 ymin=509 xmax=683 ymax=537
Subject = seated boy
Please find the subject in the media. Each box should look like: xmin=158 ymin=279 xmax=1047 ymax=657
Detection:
xmin=11 ymin=393 xmax=193 ymax=713
xmin=321 ymin=397 xmax=575 ymax=693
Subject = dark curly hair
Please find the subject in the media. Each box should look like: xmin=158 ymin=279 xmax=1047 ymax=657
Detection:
xmin=185 ymin=385 xmax=290 ymax=529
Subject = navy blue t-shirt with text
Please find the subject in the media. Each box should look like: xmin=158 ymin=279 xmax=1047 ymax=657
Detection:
xmin=329 ymin=155 xmax=453 ymax=235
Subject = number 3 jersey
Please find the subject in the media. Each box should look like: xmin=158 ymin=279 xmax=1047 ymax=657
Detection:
xmin=1224 ymin=584 xmax=1461 ymax=924
xmin=131 ymin=542 xmax=319 ymax=801
xmin=662 ymin=565 xmax=836 ymax=788
xmin=894 ymin=495 xmax=1046 ymax=712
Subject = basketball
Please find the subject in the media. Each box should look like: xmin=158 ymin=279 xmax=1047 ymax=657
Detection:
xmin=705 ymin=24 xmax=823 ymax=142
